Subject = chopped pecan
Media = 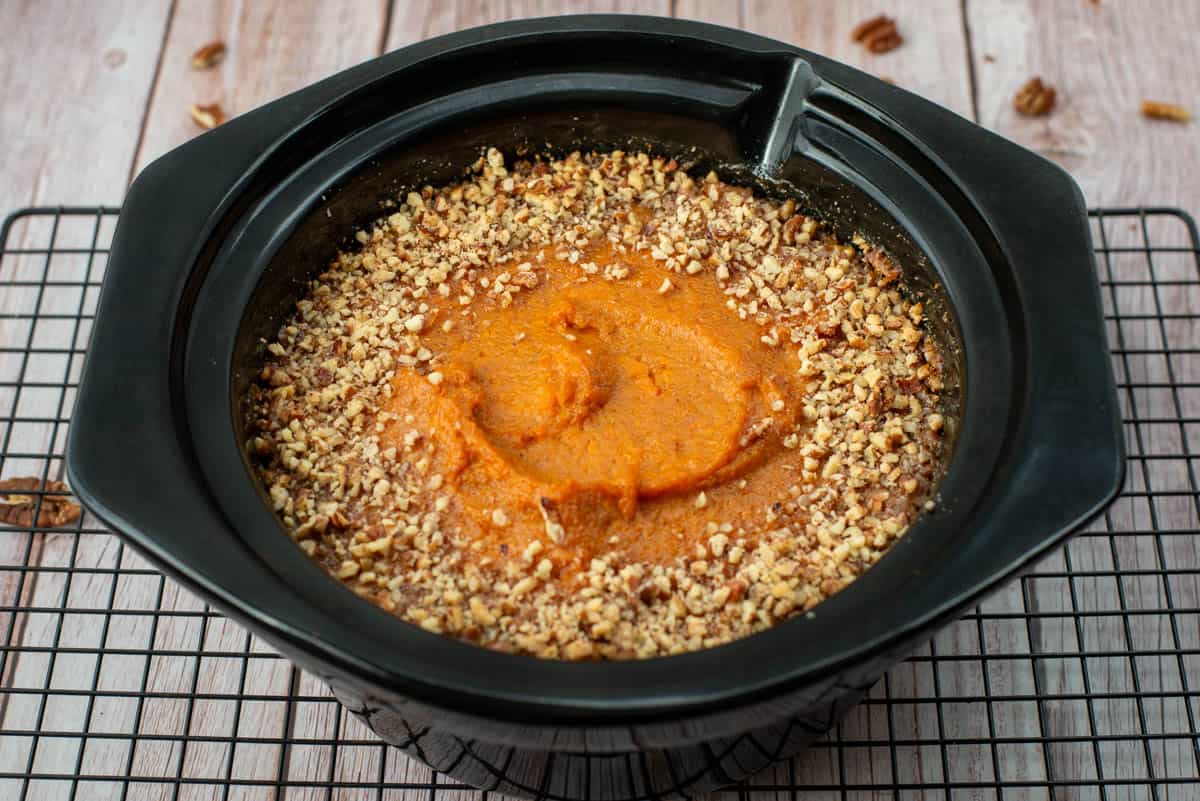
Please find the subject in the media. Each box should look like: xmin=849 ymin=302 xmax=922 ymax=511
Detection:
xmin=189 ymin=103 xmax=226 ymax=130
xmin=1141 ymin=100 xmax=1191 ymax=123
xmin=707 ymin=219 xmax=733 ymax=239
xmin=191 ymin=40 xmax=227 ymax=70
xmin=782 ymin=213 xmax=806 ymax=244
xmin=864 ymin=247 xmax=901 ymax=285
xmin=867 ymin=380 xmax=891 ymax=416
xmin=637 ymin=582 xmax=662 ymax=604
xmin=418 ymin=211 xmax=444 ymax=237
xmin=0 ymin=478 xmax=82 ymax=528
xmin=814 ymin=319 xmax=842 ymax=339
xmin=851 ymin=15 xmax=903 ymax=54
xmin=510 ymin=270 xmax=539 ymax=289
xmin=1013 ymin=77 xmax=1056 ymax=117
xmin=820 ymin=576 xmax=849 ymax=596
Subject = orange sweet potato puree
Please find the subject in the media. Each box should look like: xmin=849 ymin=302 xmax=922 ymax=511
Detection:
xmin=381 ymin=243 xmax=807 ymax=581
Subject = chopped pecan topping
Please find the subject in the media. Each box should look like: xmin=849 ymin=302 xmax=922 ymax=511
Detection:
xmin=252 ymin=149 xmax=947 ymax=660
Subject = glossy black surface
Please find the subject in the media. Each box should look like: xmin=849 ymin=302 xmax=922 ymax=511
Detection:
xmin=66 ymin=16 xmax=1124 ymax=799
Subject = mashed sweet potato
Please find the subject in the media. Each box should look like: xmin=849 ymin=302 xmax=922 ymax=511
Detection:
xmin=250 ymin=149 xmax=947 ymax=659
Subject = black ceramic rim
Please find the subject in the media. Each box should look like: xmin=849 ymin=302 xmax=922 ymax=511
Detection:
xmin=67 ymin=15 xmax=1125 ymax=727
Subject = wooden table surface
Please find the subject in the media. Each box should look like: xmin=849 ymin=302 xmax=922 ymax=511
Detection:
xmin=4 ymin=0 xmax=1198 ymax=217
xmin=1 ymin=1 xmax=1198 ymax=799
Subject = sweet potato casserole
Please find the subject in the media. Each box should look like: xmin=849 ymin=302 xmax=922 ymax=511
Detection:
xmin=249 ymin=149 xmax=948 ymax=660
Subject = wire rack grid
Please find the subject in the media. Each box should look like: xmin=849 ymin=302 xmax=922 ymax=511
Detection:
xmin=0 ymin=206 xmax=1197 ymax=801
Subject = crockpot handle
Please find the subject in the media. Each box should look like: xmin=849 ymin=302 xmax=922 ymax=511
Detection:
xmin=805 ymin=64 xmax=1125 ymax=590
xmin=897 ymin=112 xmax=1125 ymax=575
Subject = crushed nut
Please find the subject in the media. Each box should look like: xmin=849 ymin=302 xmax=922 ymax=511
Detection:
xmin=251 ymin=148 xmax=947 ymax=660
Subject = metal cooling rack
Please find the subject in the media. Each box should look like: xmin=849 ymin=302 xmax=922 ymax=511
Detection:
xmin=0 ymin=205 xmax=1197 ymax=801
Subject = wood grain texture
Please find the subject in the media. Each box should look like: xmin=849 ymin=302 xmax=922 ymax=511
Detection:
xmin=966 ymin=4 xmax=1200 ymax=792
xmin=0 ymin=1 xmax=170 ymax=667
xmin=0 ymin=0 xmax=171 ymax=212
xmin=676 ymin=0 xmax=975 ymax=119
xmin=386 ymin=0 xmax=670 ymax=48
xmin=966 ymin=0 xmax=1200 ymax=211
xmin=4 ymin=2 xmax=391 ymax=795
xmin=133 ymin=0 xmax=390 ymax=173
xmin=116 ymin=1 xmax=391 ymax=794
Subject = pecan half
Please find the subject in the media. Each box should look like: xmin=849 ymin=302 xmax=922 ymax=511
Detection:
xmin=189 ymin=102 xmax=226 ymax=130
xmin=0 ymin=478 xmax=82 ymax=528
xmin=1141 ymin=100 xmax=1191 ymax=123
xmin=851 ymin=15 xmax=903 ymax=54
xmin=191 ymin=40 xmax=227 ymax=70
xmin=1013 ymin=77 xmax=1057 ymax=116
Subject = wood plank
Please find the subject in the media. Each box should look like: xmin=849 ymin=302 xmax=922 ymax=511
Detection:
xmin=0 ymin=0 xmax=170 ymax=639
xmin=125 ymin=0 xmax=389 ymax=792
xmin=387 ymin=0 xmax=670 ymax=48
xmin=133 ymin=0 xmax=390 ymax=173
xmin=676 ymin=0 xmax=975 ymax=119
xmin=967 ymin=1 xmax=1200 ymax=790
xmin=965 ymin=0 xmax=1200 ymax=212
xmin=1 ymin=2 xmax=391 ymax=796
xmin=0 ymin=0 xmax=171 ymax=213
xmin=0 ymin=0 xmax=171 ymax=767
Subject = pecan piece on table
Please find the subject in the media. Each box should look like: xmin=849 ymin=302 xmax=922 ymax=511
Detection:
xmin=189 ymin=102 xmax=226 ymax=130
xmin=851 ymin=15 xmax=903 ymax=54
xmin=0 ymin=477 xmax=82 ymax=528
xmin=1013 ymin=77 xmax=1057 ymax=116
xmin=191 ymin=40 xmax=227 ymax=70
xmin=1140 ymin=100 xmax=1191 ymax=123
